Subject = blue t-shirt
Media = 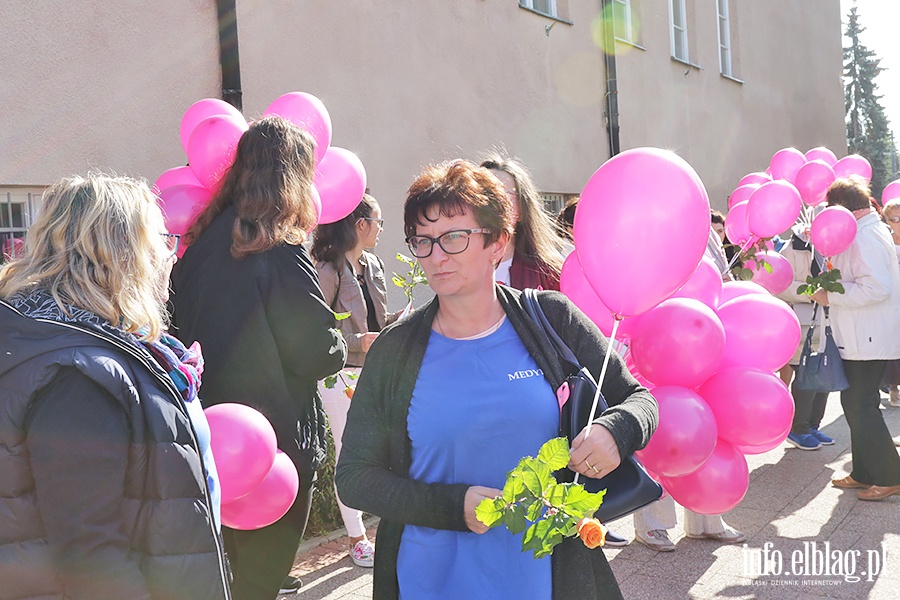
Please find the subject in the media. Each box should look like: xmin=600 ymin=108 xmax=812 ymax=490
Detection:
xmin=397 ymin=319 xmax=558 ymax=600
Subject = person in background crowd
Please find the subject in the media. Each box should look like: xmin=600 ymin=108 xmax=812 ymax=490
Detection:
xmin=812 ymin=177 xmax=900 ymax=501
xmin=170 ymin=117 xmax=347 ymax=598
xmin=311 ymin=193 xmax=392 ymax=568
xmin=879 ymin=198 xmax=900 ymax=407
xmin=776 ymin=223 xmax=833 ymax=450
xmin=480 ymin=153 xmax=566 ymax=290
xmin=0 ymin=174 xmax=230 ymax=600
xmin=336 ymin=159 xmax=657 ymax=599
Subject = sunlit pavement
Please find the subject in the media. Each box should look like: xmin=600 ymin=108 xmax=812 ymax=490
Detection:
xmin=283 ymin=392 xmax=900 ymax=599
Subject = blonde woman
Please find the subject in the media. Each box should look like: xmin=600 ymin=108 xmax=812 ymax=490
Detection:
xmin=0 ymin=174 xmax=230 ymax=599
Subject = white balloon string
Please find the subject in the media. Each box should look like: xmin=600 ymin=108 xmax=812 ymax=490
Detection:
xmin=573 ymin=317 xmax=620 ymax=486
xmin=724 ymin=236 xmax=757 ymax=272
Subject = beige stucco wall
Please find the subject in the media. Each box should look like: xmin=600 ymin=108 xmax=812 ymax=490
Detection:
xmin=616 ymin=0 xmax=847 ymax=210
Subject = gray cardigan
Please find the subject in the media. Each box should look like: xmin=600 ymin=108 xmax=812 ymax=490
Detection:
xmin=335 ymin=286 xmax=658 ymax=600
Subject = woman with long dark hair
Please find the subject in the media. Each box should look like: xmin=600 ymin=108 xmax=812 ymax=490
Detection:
xmin=311 ymin=193 xmax=389 ymax=567
xmin=170 ymin=116 xmax=347 ymax=598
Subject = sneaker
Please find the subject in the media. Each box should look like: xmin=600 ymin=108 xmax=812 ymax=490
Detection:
xmin=686 ymin=527 xmax=747 ymax=543
xmin=635 ymin=529 xmax=676 ymax=552
xmin=603 ymin=530 xmax=629 ymax=547
xmin=809 ymin=429 xmax=834 ymax=446
xmin=786 ymin=432 xmax=822 ymax=450
xmin=351 ymin=539 xmax=375 ymax=568
xmin=278 ymin=575 xmax=302 ymax=595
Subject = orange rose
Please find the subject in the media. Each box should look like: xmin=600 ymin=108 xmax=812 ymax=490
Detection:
xmin=577 ymin=517 xmax=606 ymax=549
xmin=344 ymin=386 xmax=355 ymax=399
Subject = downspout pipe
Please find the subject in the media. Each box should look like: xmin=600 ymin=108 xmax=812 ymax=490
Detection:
xmin=217 ymin=0 xmax=243 ymax=111
xmin=600 ymin=0 xmax=620 ymax=157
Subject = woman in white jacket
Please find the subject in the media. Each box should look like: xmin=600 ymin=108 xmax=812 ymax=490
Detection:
xmin=811 ymin=177 xmax=900 ymax=501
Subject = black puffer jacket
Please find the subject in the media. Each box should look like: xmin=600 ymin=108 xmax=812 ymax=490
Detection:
xmin=0 ymin=291 xmax=230 ymax=600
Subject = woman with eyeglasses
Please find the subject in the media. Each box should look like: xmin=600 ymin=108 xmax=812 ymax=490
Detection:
xmin=0 ymin=174 xmax=230 ymax=599
xmin=311 ymin=193 xmax=392 ymax=568
xmin=335 ymin=160 xmax=657 ymax=599
xmin=479 ymin=153 xmax=567 ymax=291
xmin=169 ymin=116 xmax=347 ymax=599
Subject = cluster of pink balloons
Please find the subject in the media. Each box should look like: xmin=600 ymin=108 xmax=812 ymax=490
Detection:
xmin=563 ymin=148 xmax=803 ymax=514
xmin=205 ymin=404 xmax=299 ymax=530
xmin=154 ymin=92 xmax=367 ymax=255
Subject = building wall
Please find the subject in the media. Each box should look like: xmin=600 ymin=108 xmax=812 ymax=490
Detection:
xmin=616 ymin=0 xmax=846 ymax=210
xmin=0 ymin=1 xmax=847 ymax=293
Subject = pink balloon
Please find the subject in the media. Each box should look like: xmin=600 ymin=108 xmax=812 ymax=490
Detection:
xmin=804 ymin=147 xmax=838 ymax=166
xmin=574 ymin=148 xmax=710 ymax=317
xmin=881 ymin=180 xmax=900 ymax=204
xmin=669 ymin=256 xmax=723 ymax=309
xmin=746 ymin=251 xmax=794 ymax=295
xmin=794 ymin=160 xmax=836 ymax=206
xmin=630 ymin=298 xmax=725 ymax=388
xmin=724 ymin=200 xmax=752 ymax=246
xmin=221 ymin=450 xmax=299 ymax=530
xmin=153 ymin=166 xmax=204 ymax=195
xmin=747 ymin=180 xmax=802 ymax=239
xmin=810 ymin=206 xmax=857 ymax=256
xmin=718 ymin=280 xmax=768 ymax=306
xmin=187 ymin=114 xmax=249 ymax=189
xmin=727 ymin=184 xmax=759 ymax=210
xmin=560 ymin=253 xmax=642 ymax=339
xmin=698 ymin=367 xmax=795 ymax=447
xmin=204 ymin=403 xmax=278 ymax=504
xmin=180 ymin=98 xmax=245 ymax=156
xmin=737 ymin=172 xmax=772 ymax=188
xmin=635 ymin=386 xmax=717 ymax=477
xmin=717 ymin=294 xmax=801 ymax=372
xmin=769 ymin=148 xmax=806 ymax=184
xmin=736 ymin=423 xmax=790 ymax=455
xmin=622 ymin=347 xmax=654 ymax=388
xmin=157 ymin=185 xmax=213 ymax=235
xmin=662 ymin=440 xmax=749 ymax=515
xmin=264 ymin=92 xmax=333 ymax=165
xmin=833 ymin=154 xmax=872 ymax=183
xmin=314 ymin=147 xmax=367 ymax=225
xmin=310 ymin=184 xmax=323 ymax=225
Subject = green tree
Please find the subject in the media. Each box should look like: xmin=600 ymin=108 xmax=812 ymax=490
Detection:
xmin=843 ymin=6 xmax=897 ymax=198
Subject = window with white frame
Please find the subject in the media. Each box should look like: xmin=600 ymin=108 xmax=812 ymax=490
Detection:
xmin=717 ymin=0 xmax=732 ymax=76
xmin=520 ymin=0 xmax=558 ymax=19
xmin=0 ymin=188 xmax=42 ymax=263
xmin=613 ymin=0 xmax=634 ymax=44
xmin=669 ymin=0 xmax=688 ymax=62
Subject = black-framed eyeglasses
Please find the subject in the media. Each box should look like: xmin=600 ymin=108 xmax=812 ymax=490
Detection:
xmin=405 ymin=228 xmax=493 ymax=258
xmin=162 ymin=233 xmax=181 ymax=257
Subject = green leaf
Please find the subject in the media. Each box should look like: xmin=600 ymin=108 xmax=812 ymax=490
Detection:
xmin=525 ymin=497 xmax=544 ymax=521
xmin=506 ymin=503 xmax=528 ymax=534
xmin=762 ymin=261 xmax=773 ymax=274
xmin=502 ymin=472 xmax=527 ymax=504
xmin=323 ymin=374 xmax=338 ymax=389
xmin=797 ymin=284 xmax=809 ymax=295
xmin=333 ymin=311 xmax=351 ymax=321
xmin=521 ymin=522 xmax=542 ymax=553
xmin=520 ymin=460 xmax=552 ymax=497
xmin=536 ymin=437 xmax=570 ymax=471
xmin=475 ymin=497 xmax=505 ymax=528
xmin=343 ymin=371 xmax=359 ymax=381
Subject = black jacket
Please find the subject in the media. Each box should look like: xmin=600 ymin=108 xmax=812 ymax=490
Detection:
xmin=0 ymin=291 xmax=230 ymax=600
xmin=336 ymin=287 xmax=658 ymax=600
xmin=170 ymin=206 xmax=347 ymax=476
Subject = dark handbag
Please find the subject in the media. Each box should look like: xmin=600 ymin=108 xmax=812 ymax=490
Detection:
xmin=522 ymin=289 xmax=662 ymax=523
xmin=794 ymin=304 xmax=849 ymax=393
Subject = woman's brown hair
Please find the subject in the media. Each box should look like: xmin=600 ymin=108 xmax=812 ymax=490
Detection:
xmin=186 ymin=116 xmax=317 ymax=258
xmin=826 ymin=176 xmax=874 ymax=212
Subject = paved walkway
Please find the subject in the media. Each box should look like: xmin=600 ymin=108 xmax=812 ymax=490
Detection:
xmin=282 ymin=392 xmax=900 ymax=599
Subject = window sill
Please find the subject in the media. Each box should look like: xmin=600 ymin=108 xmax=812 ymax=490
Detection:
xmin=518 ymin=6 xmax=574 ymax=26
xmin=720 ymin=73 xmax=745 ymax=84
xmin=671 ymin=56 xmax=703 ymax=71
xmin=615 ymin=38 xmax=646 ymax=51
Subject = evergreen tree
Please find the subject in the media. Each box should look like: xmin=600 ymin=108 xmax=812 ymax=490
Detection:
xmin=843 ymin=6 xmax=897 ymax=198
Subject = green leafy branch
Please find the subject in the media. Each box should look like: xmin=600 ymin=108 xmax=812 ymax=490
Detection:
xmin=475 ymin=437 xmax=606 ymax=559
xmin=731 ymin=237 xmax=773 ymax=281
xmin=391 ymin=253 xmax=428 ymax=303
xmin=797 ymin=268 xmax=845 ymax=296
